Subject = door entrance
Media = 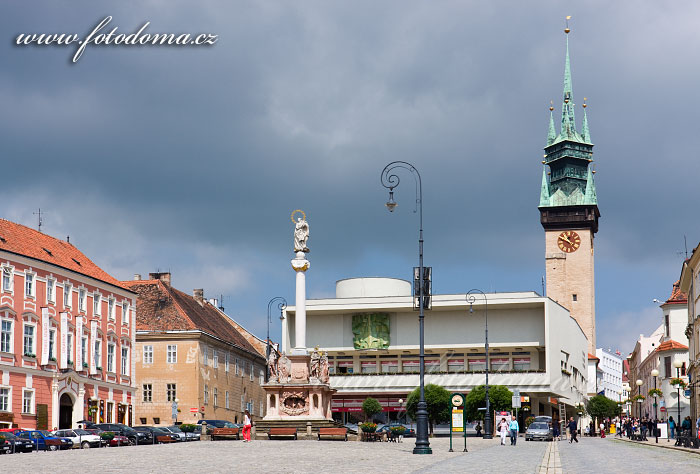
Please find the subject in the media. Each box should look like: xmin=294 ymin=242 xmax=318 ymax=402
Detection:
xmin=59 ymin=393 xmax=74 ymax=429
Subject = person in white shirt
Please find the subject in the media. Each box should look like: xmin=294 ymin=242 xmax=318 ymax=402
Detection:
xmin=498 ymin=418 xmax=509 ymax=445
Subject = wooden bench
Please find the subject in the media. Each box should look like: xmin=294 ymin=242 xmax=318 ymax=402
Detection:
xmin=317 ymin=427 xmax=347 ymax=441
xmin=211 ymin=427 xmax=240 ymax=441
xmin=156 ymin=435 xmax=176 ymax=443
xmin=268 ymin=427 xmax=297 ymax=440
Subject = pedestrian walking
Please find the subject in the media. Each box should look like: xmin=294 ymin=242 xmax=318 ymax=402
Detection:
xmin=599 ymin=421 xmax=605 ymax=438
xmin=668 ymin=417 xmax=675 ymax=440
xmin=242 ymin=409 xmax=252 ymax=442
xmin=568 ymin=417 xmax=578 ymax=443
xmin=498 ymin=418 xmax=509 ymax=445
xmin=509 ymin=418 xmax=519 ymax=446
xmin=615 ymin=418 xmax=622 ymax=437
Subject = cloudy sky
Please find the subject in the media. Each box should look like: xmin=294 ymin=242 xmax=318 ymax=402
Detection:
xmin=2 ymin=1 xmax=698 ymax=355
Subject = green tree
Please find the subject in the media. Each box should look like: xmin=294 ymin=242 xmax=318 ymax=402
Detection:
xmin=406 ymin=384 xmax=451 ymax=435
xmin=362 ymin=397 xmax=383 ymax=421
xmin=464 ymin=385 xmax=513 ymax=421
xmin=586 ymin=395 xmax=618 ymax=423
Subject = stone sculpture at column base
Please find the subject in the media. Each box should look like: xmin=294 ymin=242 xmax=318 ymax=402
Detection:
xmin=263 ymin=351 xmax=335 ymax=421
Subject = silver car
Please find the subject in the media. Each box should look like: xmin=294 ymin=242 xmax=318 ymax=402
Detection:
xmin=525 ymin=422 xmax=553 ymax=441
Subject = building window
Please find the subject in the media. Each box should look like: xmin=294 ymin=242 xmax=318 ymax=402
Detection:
xmin=142 ymin=384 xmax=152 ymax=402
xmin=426 ymin=359 xmax=440 ymax=373
xmin=213 ymin=388 xmax=218 ymax=407
xmin=25 ymin=273 xmax=34 ymax=298
xmin=0 ymin=387 xmax=10 ymax=411
xmin=664 ymin=356 xmax=672 ymax=378
xmin=78 ymin=289 xmax=86 ymax=312
xmin=202 ymin=345 xmax=208 ymax=366
xmin=250 ymin=363 xmax=254 ymax=381
xmin=22 ymin=389 xmax=34 ymax=414
xmin=81 ymin=337 xmax=87 ymax=367
xmin=139 ymin=417 xmax=147 ymax=424
xmin=260 ymin=401 xmax=263 ymax=417
xmin=259 ymin=368 xmax=264 ymax=384
xmin=1 ymin=267 xmax=12 ymax=292
xmin=167 ymin=383 xmax=177 ymax=402
xmin=361 ymin=361 xmax=377 ymax=374
xmin=665 ymin=315 xmax=670 ymax=337
xmin=107 ymin=343 xmax=115 ymax=372
xmin=122 ymin=302 xmax=129 ymax=325
xmin=0 ymin=320 xmax=12 ymax=353
xmin=47 ymin=279 xmax=55 ymax=303
xmin=167 ymin=345 xmax=177 ymax=364
xmin=514 ymin=357 xmax=531 ymax=371
xmin=468 ymin=358 xmax=486 ymax=372
xmin=121 ymin=347 xmax=128 ymax=375
xmin=572 ymin=294 xmax=577 ymax=302
xmin=204 ymin=384 xmax=209 ymax=405
xmin=63 ymin=283 xmax=71 ymax=308
xmin=235 ymin=358 xmax=239 ymax=375
xmin=240 ymin=395 xmax=244 ymax=411
xmin=337 ymin=360 xmax=353 ymax=374
xmin=213 ymin=349 xmax=218 ymax=368
xmin=106 ymin=402 xmax=113 ymax=423
xmin=108 ymin=298 xmax=115 ymax=320
xmin=402 ymin=359 xmax=419 ymax=374
xmin=225 ymin=352 xmax=230 ymax=372
xmin=66 ymin=333 xmax=73 ymax=364
xmin=23 ymin=325 xmax=35 ymax=356
xmin=447 ymin=359 xmax=463 ymax=373
xmin=49 ymin=329 xmax=56 ymax=360
xmin=93 ymin=293 xmax=101 ymax=316
xmin=143 ymin=345 xmax=153 ymax=364
xmin=94 ymin=340 xmax=101 ymax=369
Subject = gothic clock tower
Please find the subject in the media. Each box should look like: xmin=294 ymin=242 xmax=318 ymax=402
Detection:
xmin=539 ymin=26 xmax=599 ymax=353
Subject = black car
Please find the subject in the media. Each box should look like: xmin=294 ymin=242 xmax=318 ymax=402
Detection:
xmin=0 ymin=432 xmax=35 ymax=453
xmin=94 ymin=423 xmax=151 ymax=445
xmin=133 ymin=426 xmax=179 ymax=443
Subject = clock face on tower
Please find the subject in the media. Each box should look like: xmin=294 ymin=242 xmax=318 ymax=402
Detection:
xmin=557 ymin=231 xmax=581 ymax=253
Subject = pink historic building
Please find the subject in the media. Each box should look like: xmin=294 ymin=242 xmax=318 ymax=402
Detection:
xmin=0 ymin=219 xmax=136 ymax=429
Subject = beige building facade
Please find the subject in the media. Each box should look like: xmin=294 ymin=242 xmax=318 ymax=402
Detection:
xmin=125 ymin=273 xmax=266 ymax=426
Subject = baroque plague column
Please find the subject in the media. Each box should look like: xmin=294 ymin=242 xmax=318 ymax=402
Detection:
xmin=263 ymin=211 xmax=335 ymax=422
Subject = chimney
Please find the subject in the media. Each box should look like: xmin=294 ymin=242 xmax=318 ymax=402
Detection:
xmin=149 ymin=272 xmax=171 ymax=286
xmin=193 ymin=289 xmax=204 ymax=305
xmin=134 ymin=274 xmax=142 ymax=281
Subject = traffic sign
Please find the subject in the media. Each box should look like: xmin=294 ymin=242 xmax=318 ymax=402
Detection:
xmin=512 ymin=396 xmax=521 ymax=408
xmin=190 ymin=407 xmax=198 ymax=413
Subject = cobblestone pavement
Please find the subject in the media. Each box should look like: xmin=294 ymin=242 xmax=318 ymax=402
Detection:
xmin=558 ymin=436 xmax=700 ymax=473
xmin=1 ymin=436 xmax=699 ymax=473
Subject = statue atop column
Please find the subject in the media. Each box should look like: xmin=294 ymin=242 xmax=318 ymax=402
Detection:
xmin=292 ymin=210 xmax=310 ymax=253
xmin=319 ymin=352 xmax=330 ymax=383
xmin=309 ymin=347 xmax=321 ymax=381
xmin=267 ymin=350 xmax=278 ymax=383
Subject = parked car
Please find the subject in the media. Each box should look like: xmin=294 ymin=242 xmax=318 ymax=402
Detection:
xmin=162 ymin=425 xmax=200 ymax=442
xmin=0 ymin=431 xmax=35 ymax=453
xmin=133 ymin=426 xmax=179 ymax=443
xmin=52 ymin=429 xmax=102 ymax=449
xmin=525 ymin=422 xmax=554 ymax=441
xmin=17 ymin=430 xmax=73 ymax=451
xmin=94 ymin=423 xmax=151 ymax=445
xmin=76 ymin=420 xmax=97 ymax=429
xmin=376 ymin=423 xmax=416 ymax=438
xmin=0 ymin=428 xmax=25 ymax=436
xmin=0 ymin=433 xmax=12 ymax=454
xmin=197 ymin=419 xmax=234 ymax=430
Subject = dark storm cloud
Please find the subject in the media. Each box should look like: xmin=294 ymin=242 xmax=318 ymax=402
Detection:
xmin=1 ymin=1 xmax=698 ymax=349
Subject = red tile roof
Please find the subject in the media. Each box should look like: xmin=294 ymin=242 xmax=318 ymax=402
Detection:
xmin=588 ymin=353 xmax=599 ymax=360
xmin=0 ymin=218 xmax=128 ymax=290
xmin=123 ymin=279 xmax=261 ymax=358
xmin=666 ymin=280 xmax=688 ymax=304
xmin=656 ymin=340 xmax=688 ymax=352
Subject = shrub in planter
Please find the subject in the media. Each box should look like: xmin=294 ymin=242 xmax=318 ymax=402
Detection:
xmin=179 ymin=424 xmax=197 ymax=433
xmin=390 ymin=426 xmax=406 ymax=435
xmin=648 ymin=388 xmax=663 ymax=398
xmin=359 ymin=422 xmax=377 ymax=433
xmin=670 ymin=378 xmax=687 ymax=388
xmin=100 ymin=432 xmax=115 ymax=441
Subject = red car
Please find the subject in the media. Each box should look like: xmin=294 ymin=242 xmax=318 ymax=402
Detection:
xmin=107 ymin=434 xmax=130 ymax=447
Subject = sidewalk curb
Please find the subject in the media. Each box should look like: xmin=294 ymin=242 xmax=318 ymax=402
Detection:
xmin=612 ymin=436 xmax=700 ymax=455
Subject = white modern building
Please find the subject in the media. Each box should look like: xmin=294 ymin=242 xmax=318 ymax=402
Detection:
xmin=596 ymin=348 xmax=624 ymax=402
xmin=281 ymin=277 xmax=589 ymax=426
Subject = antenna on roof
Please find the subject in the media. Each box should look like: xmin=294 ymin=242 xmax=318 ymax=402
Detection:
xmin=219 ymin=294 xmax=225 ymax=312
xmin=33 ymin=208 xmax=45 ymax=233
xmin=684 ymin=235 xmax=688 ymax=259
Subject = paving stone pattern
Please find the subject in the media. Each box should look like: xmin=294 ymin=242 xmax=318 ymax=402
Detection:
xmin=2 ymin=436 xmax=699 ymax=473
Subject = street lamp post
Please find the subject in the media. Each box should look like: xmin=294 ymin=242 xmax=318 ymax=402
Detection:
xmin=636 ymin=379 xmax=643 ymax=422
xmin=466 ymin=289 xmax=492 ymax=439
xmin=674 ymin=358 xmax=684 ymax=438
xmin=651 ymin=369 xmax=659 ymax=443
xmin=381 ymin=161 xmax=431 ymax=455
xmin=266 ymin=297 xmax=287 ymax=383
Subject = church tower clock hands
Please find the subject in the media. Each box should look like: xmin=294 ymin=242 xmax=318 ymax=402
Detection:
xmin=539 ymin=19 xmax=599 ymax=353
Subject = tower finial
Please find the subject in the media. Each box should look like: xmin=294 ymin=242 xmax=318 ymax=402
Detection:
xmin=581 ymin=98 xmax=591 ymax=143
xmin=565 ymin=15 xmax=571 ymax=34
xmin=547 ymin=102 xmax=556 ymax=145
xmin=560 ymin=24 xmax=576 ymax=140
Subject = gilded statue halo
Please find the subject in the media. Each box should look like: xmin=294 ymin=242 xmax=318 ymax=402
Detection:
xmin=290 ymin=209 xmax=306 ymax=222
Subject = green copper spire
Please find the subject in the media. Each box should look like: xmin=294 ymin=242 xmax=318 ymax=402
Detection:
xmin=559 ymin=35 xmax=579 ymax=142
xmin=583 ymin=166 xmax=597 ymax=205
xmin=581 ymin=104 xmax=591 ymax=143
xmin=547 ymin=108 xmax=556 ymax=145
xmin=539 ymin=166 xmax=551 ymax=206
